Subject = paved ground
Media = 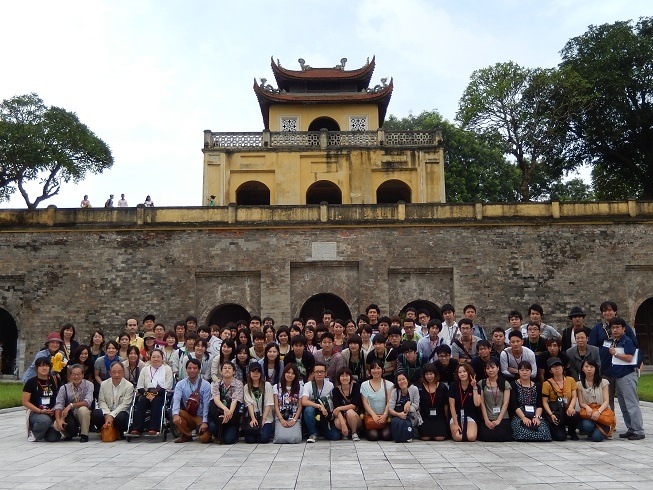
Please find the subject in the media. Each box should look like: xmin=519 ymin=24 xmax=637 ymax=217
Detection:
xmin=2 ymin=403 xmax=653 ymax=490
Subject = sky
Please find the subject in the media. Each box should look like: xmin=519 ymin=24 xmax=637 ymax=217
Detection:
xmin=0 ymin=0 xmax=651 ymax=209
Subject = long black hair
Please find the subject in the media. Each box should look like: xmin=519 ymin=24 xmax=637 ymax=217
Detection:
xmin=580 ymin=359 xmax=603 ymax=389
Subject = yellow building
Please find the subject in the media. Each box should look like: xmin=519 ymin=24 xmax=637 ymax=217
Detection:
xmin=202 ymin=57 xmax=445 ymax=206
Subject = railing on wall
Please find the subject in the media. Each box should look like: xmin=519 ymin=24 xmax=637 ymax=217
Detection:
xmin=204 ymin=129 xmax=441 ymax=149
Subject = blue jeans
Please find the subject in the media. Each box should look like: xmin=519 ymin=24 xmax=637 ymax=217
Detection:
xmin=29 ymin=413 xmax=61 ymax=442
xmin=209 ymin=420 xmax=239 ymax=444
xmin=578 ymin=419 xmax=607 ymax=442
xmin=303 ymin=406 xmax=341 ymax=440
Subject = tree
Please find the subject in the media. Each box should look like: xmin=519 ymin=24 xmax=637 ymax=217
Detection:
xmin=384 ymin=110 xmax=521 ymax=202
xmin=557 ymin=17 xmax=653 ymax=199
xmin=0 ymin=93 xmax=113 ymax=208
xmin=456 ymin=62 xmax=575 ymax=201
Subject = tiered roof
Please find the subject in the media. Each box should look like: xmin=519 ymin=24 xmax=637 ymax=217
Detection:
xmin=253 ymin=56 xmax=393 ymax=130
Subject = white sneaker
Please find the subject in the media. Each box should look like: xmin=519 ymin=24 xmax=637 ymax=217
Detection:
xmin=352 ymin=433 xmax=360 ymax=442
xmin=406 ymin=438 xmax=413 ymax=443
xmin=307 ymin=434 xmax=317 ymax=443
xmin=27 ymin=431 xmax=36 ymax=442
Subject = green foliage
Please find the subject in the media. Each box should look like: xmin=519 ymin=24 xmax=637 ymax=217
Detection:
xmin=558 ymin=17 xmax=653 ymax=199
xmin=0 ymin=93 xmax=113 ymax=208
xmin=548 ymin=178 xmax=595 ymax=201
xmin=384 ymin=110 xmax=520 ymax=202
xmin=456 ymin=62 xmax=576 ymax=201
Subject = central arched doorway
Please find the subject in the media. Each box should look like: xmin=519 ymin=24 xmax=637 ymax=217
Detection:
xmin=0 ymin=308 xmax=18 ymax=375
xmin=236 ymin=181 xmax=271 ymax=205
xmin=206 ymin=304 xmax=251 ymax=329
xmin=635 ymin=298 xmax=653 ymax=364
xmin=299 ymin=293 xmax=352 ymax=324
xmin=306 ymin=181 xmax=342 ymax=205
xmin=308 ymin=117 xmax=340 ymax=132
xmin=400 ymin=300 xmax=442 ymax=322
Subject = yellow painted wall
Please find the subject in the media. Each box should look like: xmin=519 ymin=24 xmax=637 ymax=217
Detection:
xmin=203 ymin=146 xmax=445 ymax=205
xmin=268 ymin=103 xmax=380 ymax=131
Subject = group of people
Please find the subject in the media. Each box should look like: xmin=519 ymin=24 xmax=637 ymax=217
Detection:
xmin=79 ymin=194 xmax=154 ymax=208
xmin=21 ymin=300 xmax=644 ymax=445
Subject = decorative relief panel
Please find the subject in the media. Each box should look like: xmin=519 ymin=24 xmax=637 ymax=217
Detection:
xmin=349 ymin=116 xmax=368 ymax=131
xmin=280 ymin=117 xmax=299 ymax=132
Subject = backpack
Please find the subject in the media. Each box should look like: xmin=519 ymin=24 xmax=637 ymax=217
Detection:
xmin=184 ymin=379 xmax=202 ymax=416
xmin=391 ymin=415 xmax=413 ymax=443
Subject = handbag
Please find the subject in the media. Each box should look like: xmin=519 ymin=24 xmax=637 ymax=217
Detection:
xmin=101 ymin=423 xmax=120 ymax=442
xmin=241 ymin=386 xmax=265 ymax=437
xmin=364 ymin=380 xmax=389 ymax=430
xmin=579 ymin=403 xmax=616 ymax=437
xmin=184 ymin=381 xmax=202 ymax=417
xmin=544 ymin=380 xmax=566 ymax=426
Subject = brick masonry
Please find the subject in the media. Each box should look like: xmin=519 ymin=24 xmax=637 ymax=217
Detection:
xmin=2 ymin=216 xmax=653 ymax=373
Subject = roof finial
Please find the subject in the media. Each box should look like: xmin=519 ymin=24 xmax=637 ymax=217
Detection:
xmin=298 ymin=58 xmax=311 ymax=71
xmin=335 ymin=58 xmax=347 ymax=70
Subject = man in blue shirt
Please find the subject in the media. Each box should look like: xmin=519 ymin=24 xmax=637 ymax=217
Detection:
xmin=172 ymin=358 xmax=212 ymax=443
xmin=609 ymin=317 xmax=644 ymax=440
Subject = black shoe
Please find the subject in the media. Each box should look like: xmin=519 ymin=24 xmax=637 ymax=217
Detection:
xmin=63 ymin=435 xmax=73 ymax=441
xmin=80 ymin=435 xmax=89 ymax=443
xmin=619 ymin=431 xmax=634 ymax=438
xmin=628 ymin=433 xmax=645 ymax=441
xmin=569 ymin=432 xmax=579 ymax=441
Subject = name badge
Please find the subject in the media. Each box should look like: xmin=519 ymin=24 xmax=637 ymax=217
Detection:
xmin=603 ymin=340 xmax=612 ymax=349
xmin=460 ymin=409 xmax=465 ymax=418
xmin=492 ymin=407 xmax=501 ymax=414
xmin=40 ymin=396 xmax=50 ymax=406
xmin=429 ymin=409 xmax=437 ymax=417
xmin=524 ymin=405 xmax=535 ymax=414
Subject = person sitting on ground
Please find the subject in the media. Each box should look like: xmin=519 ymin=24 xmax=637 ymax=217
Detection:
xmin=273 ymin=363 xmax=304 ymax=444
xmin=448 ymin=363 xmax=481 ymax=442
xmin=54 ymin=364 xmax=94 ymax=442
xmin=302 ymin=361 xmax=341 ymax=442
xmin=208 ymin=362 xmax=244 ymax=444
xmin=476 ymin=358 xmax=512 ymax=442
xmin=577 ymin=360 xmax=611 ymax=442
xmin=242 ymin=362 xmax=275 ymax=444
xmin=332 ymin=366 xmax=363 ymax=441
xmin=92 ymin=361 xmax=134 ymax=438
xmin=389 ymin=371 xmax=422 ymax=442
xmin=541 ymin=356 xmax=580 ymax=441
xmin=510 ymin=361 xmax=551 ymax=442
xmin=22 ymin=357 xmax=61 ymax=442
xmin=417 ymin=363 xmax=449 ymax=441
xmin=172 ymin=358 xmax=212 ymax=443
xmin=360 ymin=359 xmax=394 ymax=441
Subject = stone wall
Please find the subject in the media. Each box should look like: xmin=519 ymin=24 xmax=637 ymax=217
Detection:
xmin=1 ymin=200 xmax=653 ymax=372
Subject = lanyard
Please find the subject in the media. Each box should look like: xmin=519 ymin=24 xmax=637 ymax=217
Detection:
xmin=486 ymin=379 xmax=500 ymax=406
xmin=426 ymin=382 xmax=438 ymax=407
xmin=149 ymin=366 xmax=160 ymax=385
xmin=37 ymin=379 xmax=52 ymax=394
xmin=458 ymin=383 xmax=471 ymax=408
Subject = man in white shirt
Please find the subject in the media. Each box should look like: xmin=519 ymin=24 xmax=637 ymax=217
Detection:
xmin=301 ymin=362 xmax=341 ymax=442
xmin=439 ymin=304 xmax=460 ymax=346
xmin=417 ymin=319 xmax=443 ymax=363
xmin=117 ymin=194 xmax=128 ymax=207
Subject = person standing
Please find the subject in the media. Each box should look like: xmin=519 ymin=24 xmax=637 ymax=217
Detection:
xmin=104 ymin=194 xmax=114 ymax=207
xmin=117 ymin=194 xmax=128 ymax=207
xmin=609 ymin=318 xmax=645 ymax=440
xmin=80 ymin=195 xmax=91 ymax=208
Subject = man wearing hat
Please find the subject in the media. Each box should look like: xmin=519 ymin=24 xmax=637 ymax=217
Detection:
xmin=22 ymin=333 xmax=69 ymax=383
xmin=561 ymin=307 xmax=591 ymax=351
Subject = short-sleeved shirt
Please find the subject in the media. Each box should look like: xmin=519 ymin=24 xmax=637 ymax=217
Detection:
xmin=23 ymin=376 xmax=59 ymax=409
xmin=480 ymin=379 xmax=511 ymax=421
xmin=541 ymin=376 xmax=578 ymax=405
xmin=577 ymin=378 xmax=609 ymax=406
xmin=360 ymin=379 xmax=394 ymax=414
xmin=273 ymin=383 xmax=302 ymax=417
xmin=332 ymin=382 xmax=362 ymax=411
xmin=448 ymin=381 xmax=477 ymax=419
xmin=301 ymin=379 xmax=335 ymax=402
